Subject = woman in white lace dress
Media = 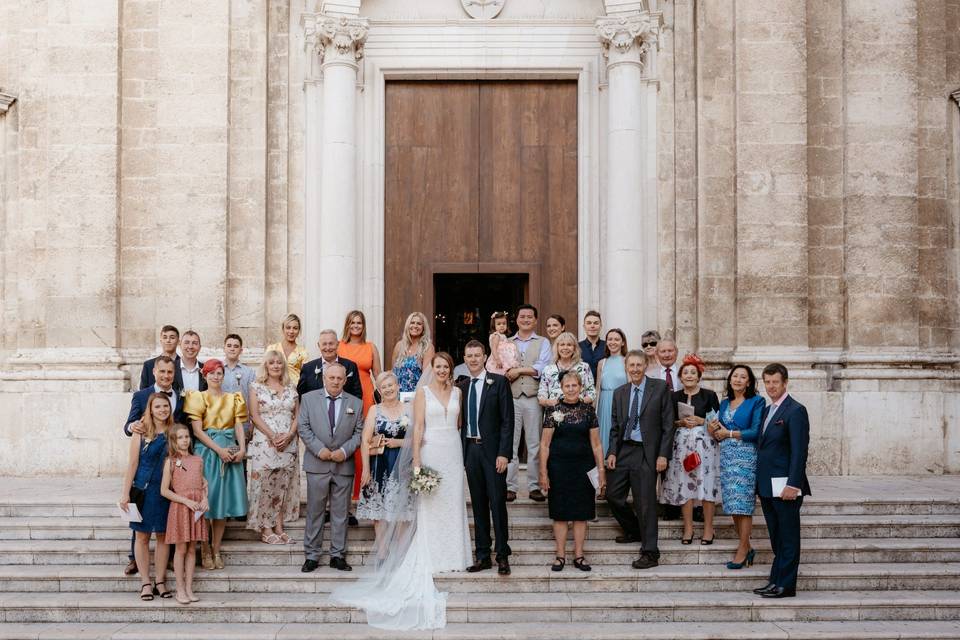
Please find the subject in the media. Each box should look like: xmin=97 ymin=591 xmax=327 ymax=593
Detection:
xmin=331 ymin=351 xmax=471 ymax=630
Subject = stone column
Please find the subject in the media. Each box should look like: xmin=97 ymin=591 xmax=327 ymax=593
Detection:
xmin=596 ymin=13 xmax=661 ymax=342
xmin=303 ymin=14 xmax=368 ymax=338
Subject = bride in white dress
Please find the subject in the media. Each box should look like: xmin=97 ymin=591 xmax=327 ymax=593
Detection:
xmin=330 ymin=352 xmax=471 ymax=630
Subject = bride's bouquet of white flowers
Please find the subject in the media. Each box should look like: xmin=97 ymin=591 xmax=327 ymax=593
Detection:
xmin=409 ymin=466 xmax=442 ymax=495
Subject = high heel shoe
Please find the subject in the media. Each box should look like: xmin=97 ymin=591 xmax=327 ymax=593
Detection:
xmin=201 ymin=542 xmax=214 ymax=570
xmin=725 ymin=548 xmax=755 ymax=570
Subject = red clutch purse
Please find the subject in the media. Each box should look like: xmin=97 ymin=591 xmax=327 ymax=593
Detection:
xmin=683 ymin=452 xmax=702 ymax=473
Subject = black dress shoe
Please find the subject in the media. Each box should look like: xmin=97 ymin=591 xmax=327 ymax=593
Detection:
xmin=528 ymin=489 xmax=546 ymax=502
xmin=497 ymin=558 xmax=511 ymax=575
xmin=124 ymin=559 xmax=138 ymax=576
xmin=761 ymin=586 xmax=796 ymax=598
xmin=506 ymin=491 xmax=517 ymax=502
xmin=330 ymin=557 xmax=353 ymax=571
xmin=348 ymin=514 xmax=359 ymax=526
xmin=631 ymin=553 xmax=659 ymax=570
xmin=301 ymin=559 xmax=319 ymax=573
xmin=467 ymin=558 xmax=493 ymax=572
xmin=615 ymin=534 xmax=640 ymax=544
xmin=753 ymin=582 xmax=777 ymax=595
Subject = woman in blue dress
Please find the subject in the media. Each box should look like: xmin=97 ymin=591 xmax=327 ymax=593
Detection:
xmin=391 ymin=312 xmax=435 ymax=397
xmin=357 ymin=371 xmax=409 ymax=536
xmin=119 ymin=392 xmax=173 ymax=600
xmin=709 ymin=364 xmax=764 ymax=570
xmin=595 ymin=328 xmax=628 ymax=456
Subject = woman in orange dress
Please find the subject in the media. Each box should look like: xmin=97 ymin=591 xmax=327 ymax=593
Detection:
xmin=338 ymin=309 xmax=382 ymax=500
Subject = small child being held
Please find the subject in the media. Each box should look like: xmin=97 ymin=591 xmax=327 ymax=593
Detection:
xmin=486 ymin=311 xmax=520 ymax=375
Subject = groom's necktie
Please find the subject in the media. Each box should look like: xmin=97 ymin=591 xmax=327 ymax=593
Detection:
xmin=468 ymin=378 xmax=480 ymax=438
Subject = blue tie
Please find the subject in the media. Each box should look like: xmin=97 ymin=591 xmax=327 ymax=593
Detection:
xmin=327 ymin=396 xmax=338 ymax=435
xmin=468 ymin=378 xmax=479 ymax=438
xmin=629 ymin=386 xmax=643 ymax=442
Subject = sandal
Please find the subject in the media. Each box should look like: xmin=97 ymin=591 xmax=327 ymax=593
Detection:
xmin=682 ymin=536 xmax=693 ymax=545
xmin=700 ymin=536 xmax=714 ymax=545
xmin=573 ymin=556 xmax=592 ymax=572
xmin=155 ymin=582 xmax=173 ymax=598
xmin=278 ymin=532 xmax=293 ymax=544
xmin=139 ymin=583 xmax=154 ymax=601
xmin=261 ymin=533 xmax=282 ymax=545
xmin=551 ymin=557 xmax=565 ymax=572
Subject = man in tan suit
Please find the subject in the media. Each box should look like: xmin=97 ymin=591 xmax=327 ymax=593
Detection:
xmin=504 ymin=304 xmax=552 ymax=502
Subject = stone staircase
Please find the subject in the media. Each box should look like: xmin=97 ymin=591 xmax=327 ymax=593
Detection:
xmin=1 ymin=476 xmax=959 ymax=639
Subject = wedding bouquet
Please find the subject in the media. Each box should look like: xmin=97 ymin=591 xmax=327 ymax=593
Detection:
xmin=409 ymin=466 xmax=442 ymax=495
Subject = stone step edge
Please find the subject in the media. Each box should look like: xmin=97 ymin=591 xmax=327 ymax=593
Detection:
xmin=3 ymin=589 xmax=960 ymax=609
xmin=1 ymin=562 xmax=957 ymax=581
xmin=3 ymin=621 xmax=960 ymax=640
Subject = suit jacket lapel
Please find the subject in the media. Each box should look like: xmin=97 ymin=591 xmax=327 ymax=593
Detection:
xmin=761 ymin=396 xmax=789 ymax=445
xmin=476 ymin=377 xmax=490 ymax=422
xmin=637 ymin=382 xmax=653 ymax=419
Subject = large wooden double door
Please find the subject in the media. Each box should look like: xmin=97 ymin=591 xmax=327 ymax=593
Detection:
xmin=384 ymin=80 xmax=578 ymax=356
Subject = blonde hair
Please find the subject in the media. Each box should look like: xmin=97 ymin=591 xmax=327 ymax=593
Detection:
xmin=257 ymin=349 xmax=291 ymax=386
xmin=395 ymin=312 xmax=432 ymax=366
xmin=166 ymin=423 xmax=193 ymax=459
xmin=551 ymin=331 xmax=583 ymax=366
xmin=375 ymin=370 xmax=398 ymax=390
xmin=281 ymin=313 xmax=302 ymax=335
xmin=341 ymin=309 xmax=368 ymax=343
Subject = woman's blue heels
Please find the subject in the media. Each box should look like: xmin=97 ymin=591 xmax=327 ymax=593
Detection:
xmin=726 ymin=548 xmax=755 ymax=570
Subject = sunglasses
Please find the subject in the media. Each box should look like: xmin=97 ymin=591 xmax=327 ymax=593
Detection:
xmin=641 ymin=341 xmax=658 ymax=348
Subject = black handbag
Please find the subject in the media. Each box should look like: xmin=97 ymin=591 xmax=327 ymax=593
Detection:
xmin=128 ymin=485 xmax=146 ymax=512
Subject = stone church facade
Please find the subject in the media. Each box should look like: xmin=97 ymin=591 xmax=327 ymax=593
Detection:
xmin=0 ymin=0 xmax=958 ymax=475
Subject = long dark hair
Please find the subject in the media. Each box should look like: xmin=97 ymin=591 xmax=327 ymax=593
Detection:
xmin=724 ymin=364 xmax=757 ymax=400
xmin=603 ymin=328 xmax=628 ymax=358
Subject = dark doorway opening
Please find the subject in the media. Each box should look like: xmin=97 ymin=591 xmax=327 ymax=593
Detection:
xmin=433 ymin=273 xmax=529 ymax=366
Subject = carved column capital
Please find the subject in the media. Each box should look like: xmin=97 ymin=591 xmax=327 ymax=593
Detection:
xmin=595 ymin=13 xmax=661 ymax=68
xmin=0 ymin=90 xmax=16 ymax=115
xmin=303 ymin=14 xmax=369 ymax=69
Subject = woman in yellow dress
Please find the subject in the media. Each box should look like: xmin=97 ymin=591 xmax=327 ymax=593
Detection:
xmin=266 ymin=313 xmax=309 ymax=387
xmin=185 ymin=359 xmax=249 ymax=570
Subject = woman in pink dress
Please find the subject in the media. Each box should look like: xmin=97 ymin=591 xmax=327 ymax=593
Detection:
xmin=485 ymin=311 xmax=520 ymax=375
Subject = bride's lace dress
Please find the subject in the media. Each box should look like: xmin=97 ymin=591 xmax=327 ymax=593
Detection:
xmin=330 ymin=385 xmax=471 ymax=630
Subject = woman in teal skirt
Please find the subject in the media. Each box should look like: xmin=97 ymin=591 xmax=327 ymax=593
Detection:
xmin=186 ymin=359 xmax=249 ymax=570
xmin=595 ymin=328 xmax=628 ymax=456
xmin=709 ymin=364 xmax=764 ymax=570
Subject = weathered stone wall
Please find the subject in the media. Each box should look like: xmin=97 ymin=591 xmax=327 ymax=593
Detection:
xmin=0 ymin=0 xmax=958 ymax=475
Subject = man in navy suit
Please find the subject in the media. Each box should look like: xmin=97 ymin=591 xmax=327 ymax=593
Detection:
xmin=754 ymin=363 xmax=811 ymax=599
xmin=297 ymin=330 xmax=362 ymax=401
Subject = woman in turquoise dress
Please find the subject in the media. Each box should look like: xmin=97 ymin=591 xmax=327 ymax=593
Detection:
xmin=186 ymin=359 xmax=249 ymax=571
xmin=710 ymin=364 xmax=764 ymax=570
xmin=391 ymin=312 xmax=435 ymax=396
xmin=595 ymin=329 xmax=628 ymax=456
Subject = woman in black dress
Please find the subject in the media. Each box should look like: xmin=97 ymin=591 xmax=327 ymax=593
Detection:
xmin=538 ymin=371 xmax=606 ymax=572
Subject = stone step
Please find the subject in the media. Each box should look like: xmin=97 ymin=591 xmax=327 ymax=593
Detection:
xmin=2 ymin=537 xmax=959 ymax=568
xmin=3 ymin=590 xmax=960 ymax=624
xmin=4 ymin=621 xmax=960 ymax=640
xmin=3 ymin=513 xmax=958 ymax=541
xmin=4 ymin=497 xmax=959 ymax=519
xmin=2 ymin=563 xmax=957 ymax=594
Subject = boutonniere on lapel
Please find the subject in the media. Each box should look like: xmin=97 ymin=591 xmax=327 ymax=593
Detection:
xmin=346 ymin=407 xmax=355 ymax=415
xmin=485 ymin=378 xmax=494 ymax=385
xmin=314 ymin=366 xmax=321 ymax=376
xmin=234 ymin=372 xmax=242 ymax=382
xmin=347 ymin=371 xmax=354 ymax=378
xmin=551 ymin=410 xmax=565 ymax=423
xmin=179 ymin=390 xmax=187 ymax=399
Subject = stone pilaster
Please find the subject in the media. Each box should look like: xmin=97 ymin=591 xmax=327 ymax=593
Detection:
xmin=843 ymin=1 xmax=919 ymax=350
xmin=227 ymin=0 xmax=268 ymax=341
xmin=596 ymin=11 xmax=661 ymax=344
xmin=695 ymin=0 xmax=736 ymax=358
xmin=806 ymin=0 xmax=845 ymax=350
xmin=734 ymin=0 xmax=808 ymax=351
xmin=302 ymin=13 xmax=368 ymax=339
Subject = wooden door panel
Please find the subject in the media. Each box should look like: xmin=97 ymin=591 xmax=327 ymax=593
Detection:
xmin=385 ymin=80 xmax=577 ymax=354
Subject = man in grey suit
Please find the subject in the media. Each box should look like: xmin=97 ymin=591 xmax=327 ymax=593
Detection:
xmin=605 ymin=350 xmax=676 ymax=569
xmin=298 ymin=361 xmax=363 ymax=572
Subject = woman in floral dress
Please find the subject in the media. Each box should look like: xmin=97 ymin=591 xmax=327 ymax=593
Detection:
xmin=247 ymin=349 xmax=300 ymax=545
xmin=357 ymin=371 xmax=408 ymax=535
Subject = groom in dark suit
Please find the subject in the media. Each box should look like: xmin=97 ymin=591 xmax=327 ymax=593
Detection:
xmin=754 ymin=363 xmax=811 ymax=599
xmin=458 ymin=340 xmax=515 ymax=575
